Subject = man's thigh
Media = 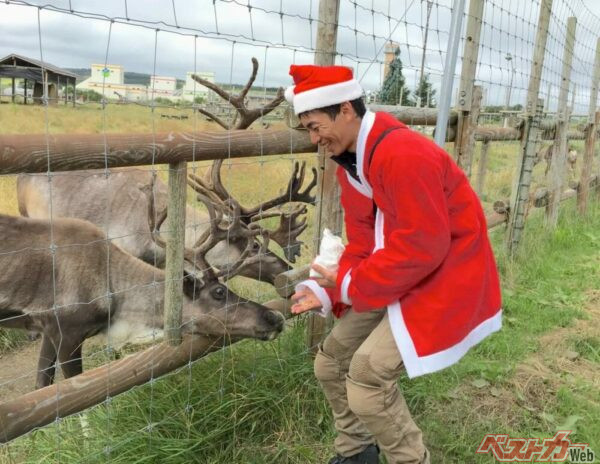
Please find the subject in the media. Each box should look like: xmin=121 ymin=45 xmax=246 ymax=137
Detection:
xmin=322 ymin=308 xmax=386 ymax=363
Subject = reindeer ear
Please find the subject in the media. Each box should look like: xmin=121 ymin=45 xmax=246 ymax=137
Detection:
xmin=182 ymin=270 xmax=204 ymax=299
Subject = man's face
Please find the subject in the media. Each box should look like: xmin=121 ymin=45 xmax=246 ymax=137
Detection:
xmin=299 ymin=102 xmax=359 ymax=156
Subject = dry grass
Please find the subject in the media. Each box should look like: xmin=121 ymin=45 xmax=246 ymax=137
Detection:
xmin=0 ymin=176 xmax=18 ymax=216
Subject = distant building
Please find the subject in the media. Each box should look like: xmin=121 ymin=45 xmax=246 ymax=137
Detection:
xmin=149 ymin=75 xmax=177 ymax=99
xmin=77 ymin=64 xmax=148 ymax=102
xmin=384 ymin=41 xmax=400 ymax=80
xmin=0 ymin=53 xmax=77 ymax=105
xmin=182 ymin=71 xmax=216 ymax=102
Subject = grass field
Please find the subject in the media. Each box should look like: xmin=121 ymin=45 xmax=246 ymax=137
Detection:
xmin=0 ymin=103 xmax=599 ymax=463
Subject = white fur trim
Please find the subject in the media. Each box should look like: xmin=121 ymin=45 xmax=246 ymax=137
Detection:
xmin=344 ymin=110 xmax=375 ymax=198
xmin=388 ymin=304 xmax=502 ymax=378
xmin=355 ymin=110 xmax=376 ymax=197
xmin=284 ymin=85 xmax=295 ymax=103
xmin=295 ymin=279 xmax=332 ymax=317
xmin=292 ymin=79 xmax=364 ymax=114
xmin=340 ymin=269 xmax=352 ymax=305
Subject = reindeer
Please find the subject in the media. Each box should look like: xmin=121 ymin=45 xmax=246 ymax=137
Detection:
xmin=17 ymin=56 xmax=316 ymax=283
xmin=0 ymin=190 xmax=285 ymax=389
xmin=17 ymin=161 xmax=316 ymax=283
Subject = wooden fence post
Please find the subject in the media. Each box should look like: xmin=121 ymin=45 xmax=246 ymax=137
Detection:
xmin=475 ymin=139 xmax=490 ymax=197
xmin=458 ymin=85 xmax=483 ymax=178
xmin=507 ymin=0 xmax=553 ymax=254
xmin=546 ymin=17 xmax=577 ymax=228
xmin=578 ymin=37 xmax=600 ymax=214
xmin=306 ymin=0 xmax=341 ymax=352
xmin=455 ymin=0 xmax=485 ymax=176
xmin=163 ymin=161 xmax=187 ymax=345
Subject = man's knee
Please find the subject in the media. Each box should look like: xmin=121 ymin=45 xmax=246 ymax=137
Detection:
xmin=314 ymin=335 xmax=351 ymax=382
xmin=314 ymin=346 xmax=341 ymax=382
xmin=346 ymin=354 xmax=388 ymax=415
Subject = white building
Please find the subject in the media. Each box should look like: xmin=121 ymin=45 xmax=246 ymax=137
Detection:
xmin=77 ymin=64 xmax=148 ymax=102
xmin=149 ymin=75 xmax=177 ymax=99
xmin=182 ymin=71 xmax=216 ymax=102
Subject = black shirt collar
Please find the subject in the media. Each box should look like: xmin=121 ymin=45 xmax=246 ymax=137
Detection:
xmin=330 ymin=151 xmax=360 ymax=182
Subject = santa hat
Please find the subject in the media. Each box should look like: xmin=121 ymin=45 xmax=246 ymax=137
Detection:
xmin=285 ymin=65 xmax=364 ymax=115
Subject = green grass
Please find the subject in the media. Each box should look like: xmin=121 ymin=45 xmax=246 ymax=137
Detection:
xmin=2 ymin=198 xmax=600 ymax=463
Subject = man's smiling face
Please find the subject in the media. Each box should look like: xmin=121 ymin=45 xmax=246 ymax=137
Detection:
xmin=299 ymin=101 xmax=361 ymax=156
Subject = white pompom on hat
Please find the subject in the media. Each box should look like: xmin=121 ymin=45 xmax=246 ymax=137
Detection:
xmin=285 ymin=65 xmax=364 ymax=115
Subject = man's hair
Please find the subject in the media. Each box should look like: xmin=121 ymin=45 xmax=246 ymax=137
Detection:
xmin=298 ymin=97 xmax=367 ymax=120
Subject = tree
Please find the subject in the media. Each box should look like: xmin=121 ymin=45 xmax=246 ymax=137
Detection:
xmin=78 ymin=89 xmax=102 ymax=103
xmin=412 ymin=74 xmax=437 ymax=108
xmin=379 ymin=48 xmax=411 ymax=106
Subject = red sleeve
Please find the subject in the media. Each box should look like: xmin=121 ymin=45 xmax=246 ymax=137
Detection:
xmin=347 ymin=142 xmax=452 ymax=311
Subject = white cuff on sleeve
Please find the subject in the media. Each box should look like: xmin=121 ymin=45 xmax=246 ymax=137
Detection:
xmin=295 ymin=279 xmax=332 ymax=318
xmin=340 ymin=269 xmax=352 ymax=305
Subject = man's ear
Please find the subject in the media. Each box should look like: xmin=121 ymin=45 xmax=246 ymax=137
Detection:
xmin=340 ymin=101 xmax=355 ymax=120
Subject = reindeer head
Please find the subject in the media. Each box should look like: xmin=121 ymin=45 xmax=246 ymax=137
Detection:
xmin=142 ymin=182 xmax=285 ymax=341
xmin=179 ymin=270 xmax=284 ymax=341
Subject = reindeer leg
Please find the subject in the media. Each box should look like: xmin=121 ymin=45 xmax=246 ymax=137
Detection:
xmin=36 ymin=334 xmax=57 ymax=389
xmin=58 ymin=339 xmax=84 ymax=380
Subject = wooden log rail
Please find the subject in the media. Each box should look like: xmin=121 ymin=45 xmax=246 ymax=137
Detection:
xmin=0 ymin=298 xmax=292 ymax=443
xmin=0 ymin=130 xmax=316 ymax=175
xmin=1 ymin=122 xmax=592 ymax=177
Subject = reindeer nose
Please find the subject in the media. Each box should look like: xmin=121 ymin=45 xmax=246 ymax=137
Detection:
xmin=264 ymin=310 xmax=285 ymax=331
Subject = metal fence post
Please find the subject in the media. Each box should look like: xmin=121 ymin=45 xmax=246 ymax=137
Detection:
xmin=434 ymin=0 xmax=467 ymax=148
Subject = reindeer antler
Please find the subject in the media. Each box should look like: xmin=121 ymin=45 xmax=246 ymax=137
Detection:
xmin=140 ymin=174 xmax=265 ymax=279
xmin=188 ymin=161 xmax=315 ymax=263
xmin=139 ymin=173 xmax=168 ymax=249
xmin=191 ymin=57 xmax=285 ymax=130
xmin=250 ymin=204 xmax=308 ymax=263
xmin=190 ymin=160 xmax=317 ymax=220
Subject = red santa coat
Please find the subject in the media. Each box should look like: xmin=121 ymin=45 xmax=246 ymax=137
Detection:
xmin=299 ymin=111 xmax=502 ymax=378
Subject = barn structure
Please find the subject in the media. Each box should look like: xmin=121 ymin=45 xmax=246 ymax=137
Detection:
xmin=0 ymin=53 xmax=77 ymax=106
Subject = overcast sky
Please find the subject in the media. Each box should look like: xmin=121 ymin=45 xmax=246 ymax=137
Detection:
xmin=1 ymin=0 xmax=600 ymax=110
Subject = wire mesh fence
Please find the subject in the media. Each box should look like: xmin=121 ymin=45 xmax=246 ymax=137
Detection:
xmin=0 ymin=0 xmax=599 ymax=462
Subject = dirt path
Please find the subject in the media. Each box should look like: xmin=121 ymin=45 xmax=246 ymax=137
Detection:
xmin=0 ymin=340 xmax=40 ymax=402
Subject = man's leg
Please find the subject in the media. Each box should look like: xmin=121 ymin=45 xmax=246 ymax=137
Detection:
xmin=314 ymin=308 xmax=385 ymax=457
xmin=346 ymin=312 xmax=428 ymax=464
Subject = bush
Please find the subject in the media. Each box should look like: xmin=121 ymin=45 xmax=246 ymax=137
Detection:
xmin=77 ymin=89 xmax=103 ymax=102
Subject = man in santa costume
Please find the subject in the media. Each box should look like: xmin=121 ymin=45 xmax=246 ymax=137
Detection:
xmin=288 ymin=64 xmax=502 ymax=464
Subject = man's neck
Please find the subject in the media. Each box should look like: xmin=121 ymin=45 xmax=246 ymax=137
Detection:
xmin=347 ymin=116 xmax=363 ymax=152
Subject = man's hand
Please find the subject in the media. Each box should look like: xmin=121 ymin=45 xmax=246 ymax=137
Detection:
xmin=291 ymin=287 xmax=322 ymax=315
xmin=311 ymin=263 xmax=337 ymax=288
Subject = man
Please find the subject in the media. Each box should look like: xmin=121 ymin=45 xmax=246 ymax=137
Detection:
xmin=288 ymin=64 xmax=502 ymax=464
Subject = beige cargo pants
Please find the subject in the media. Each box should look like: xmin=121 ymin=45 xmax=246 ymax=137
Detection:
xmin=314 ymin=308 xmax=430 ymax=464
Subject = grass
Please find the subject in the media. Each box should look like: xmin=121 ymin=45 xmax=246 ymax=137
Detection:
xmin=1 ymin=104 xmax=600 ymax=462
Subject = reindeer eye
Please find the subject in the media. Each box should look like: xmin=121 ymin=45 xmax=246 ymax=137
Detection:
xmin=211 ymin=285 xmax=227 ymax=300
xmin=252 ymin=241 xmax=261 ymax=251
